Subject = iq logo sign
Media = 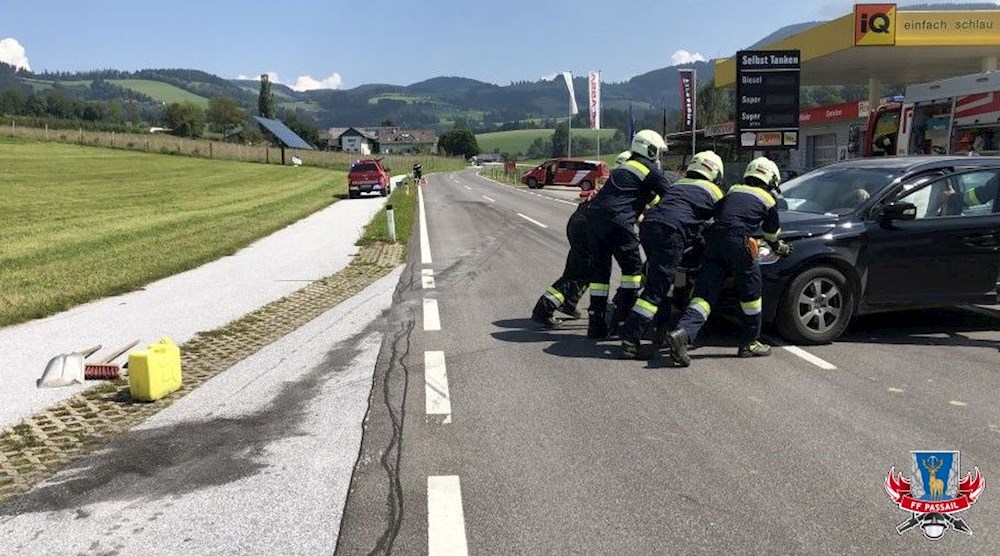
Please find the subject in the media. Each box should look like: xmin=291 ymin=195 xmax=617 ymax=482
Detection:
xmin=855 ymin=3 xmax=897 ymax=46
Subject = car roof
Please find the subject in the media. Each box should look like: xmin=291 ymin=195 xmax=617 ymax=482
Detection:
xmin=822 ymin=156 xmax=1000 ymax=173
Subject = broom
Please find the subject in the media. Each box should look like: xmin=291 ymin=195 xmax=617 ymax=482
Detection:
xmin=85 ymin=339 xmax=140 ymax=380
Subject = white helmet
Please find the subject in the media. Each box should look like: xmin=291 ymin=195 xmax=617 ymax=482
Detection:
xmin=744 ymin=157 xmax=782 ymax=191
xmin=630 ymin=129 xmax=668 ymax=160
xmin=614 ymin=151 xmax=631 ymax=166
xmin=686 ymin=150 xmax=724 ymax=184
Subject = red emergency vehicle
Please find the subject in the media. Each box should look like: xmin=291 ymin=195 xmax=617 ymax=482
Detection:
xmin=520 ymin=158 xmax=609 ymax=190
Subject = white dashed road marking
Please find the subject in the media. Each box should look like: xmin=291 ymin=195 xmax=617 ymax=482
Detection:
xmin=482 ymin=195 xmax=495 ymax=203
xmin=424 ymin=298 xmax=441 ymax=331
xmin=780 ymin=345 xmax=837 ymax=370
xmin=464 ymin=185 xmax=472 ymax=190
xmin=516 ymin=212 xmax=548 ymax=229
xmin=427 ymin=476 xmax=469 ymax=556
xmin=425 ymin=351 xmax=453 ymax=423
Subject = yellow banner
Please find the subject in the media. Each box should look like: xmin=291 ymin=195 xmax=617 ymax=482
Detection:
xmin=897 ymin=11 xmax=1000 ymax=45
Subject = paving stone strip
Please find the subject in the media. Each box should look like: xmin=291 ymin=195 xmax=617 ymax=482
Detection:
xmin=0 ymin=242 xmax=405 ymax=503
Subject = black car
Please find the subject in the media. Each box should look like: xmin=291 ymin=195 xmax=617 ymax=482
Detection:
xmin=680 ymin=156 xmax=1000 ymax=344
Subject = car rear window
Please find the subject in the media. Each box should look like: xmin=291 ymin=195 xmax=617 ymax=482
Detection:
xmin=351 ymin=163 xmax=379 ymax=172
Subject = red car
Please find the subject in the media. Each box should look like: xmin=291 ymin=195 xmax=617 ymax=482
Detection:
xmin=520 ymin=158 xmax=609 ymax=190
xmin=348 ymin=159 xmax=391 ymax=198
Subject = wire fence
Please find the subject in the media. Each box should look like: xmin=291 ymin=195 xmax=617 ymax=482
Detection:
xmin=1 ymin=121 xmax=466 ymax=174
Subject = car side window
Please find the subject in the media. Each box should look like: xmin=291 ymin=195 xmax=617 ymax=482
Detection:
xmin=895 ymin=170 xmax=999 ymax=219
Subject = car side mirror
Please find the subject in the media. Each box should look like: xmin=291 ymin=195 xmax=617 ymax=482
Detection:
xmin=881 ymin=201 xmax=918 ymax=222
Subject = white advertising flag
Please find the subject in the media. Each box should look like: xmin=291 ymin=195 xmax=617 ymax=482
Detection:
xmin=588 ymin=71 xmax=601 ymax=129
xmin=562 ymin=71 xmax=579 ymax=115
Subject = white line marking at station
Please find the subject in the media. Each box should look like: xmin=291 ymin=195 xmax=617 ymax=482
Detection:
xmin=425 ymin=351 xmax=452 ymax=423
xmin=428 ymin=476 xmax=469 ymax=556
xmin=418 ymin=186 xmax=433 ymax=265
xmin=782 ymin=345 xmax=837 ymax=370
xmin=482 ymin=195 xmax=495 ymax=202
xmin=422 ymin=269 xmax=436 ymax=289
xmin=517 ymin=212 xmax=548 ymax=228
xmin=424 ymin=298 xmax=441 ymax=331
xmin=950 ymin=400 xmax=968 ymax=407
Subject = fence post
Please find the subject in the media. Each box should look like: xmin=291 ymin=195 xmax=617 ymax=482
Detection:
xmin=386 ymin=204 xmax=397 ymax=242
xmin=79 ymin=128 xmax=83 ymax=144
xmin=209 ymin=142 xmax=213 ymax=158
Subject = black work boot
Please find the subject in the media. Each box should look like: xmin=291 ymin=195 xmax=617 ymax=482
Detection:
xmin=531 ymin=297 xmax=562 ymax=328
xmin=665 ymin=329 xmax=691 ymax=367
xmin=738 ymin=340 xmax=772 ymax=358
xmin=587 ymin=309 xmax=610 ymax=339
xmin=620 ymin=340 xmax=640 ymax=359
xmin=557 ymin=303 xmax=582 ymax=320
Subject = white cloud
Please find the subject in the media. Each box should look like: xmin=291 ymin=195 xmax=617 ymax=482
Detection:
xmin=540 ymin=73 xmax=559 ymax=81
xmin=671 ymin=49 xmax=706 ymax=66
xmin=0 ymin=37 xmax=30 ymax=71
xmin=290 ymin=73 xmax=342 ymax=91
xmin=237 ymin=71 xmax=281 ymax=82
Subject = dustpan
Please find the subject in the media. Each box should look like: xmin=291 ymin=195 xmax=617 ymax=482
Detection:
xmin=36 ymin=345 xmax=101 ymax=388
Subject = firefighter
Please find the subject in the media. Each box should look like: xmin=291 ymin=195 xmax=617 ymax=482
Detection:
xmin=530 ymin=151 xmax=645 ymax=327
xmin=580 ymin=130 xmax=673 ymax=338
xmin=664 ymin=157 xmax=792 ymax=366
xmin=619 ymin=151 xmax=725 ymax=359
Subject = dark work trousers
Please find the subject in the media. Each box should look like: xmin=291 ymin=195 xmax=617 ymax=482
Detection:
xmin=610 ymin=228 xmax=645 ymax=324
xmin=586 ymin=218 xmax=644 ymax=317
xmin=620 ymin=221 xmax=685 ymax=344
xmin=675 ymin=228 xmax=763 ymax=346
xmin=541 ymin=210 xmax=592 ymax=311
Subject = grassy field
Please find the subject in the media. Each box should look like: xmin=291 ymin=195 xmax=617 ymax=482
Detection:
xmin=476 ymin=128 xmax=618 ymax=157
xmin=108 ymin=79 xmax=209 ymax=106
xmin=367 ymin=93 xmax=447 ymax=106
xmin=356 ymin=177 xmax=418 ymax=247
xmin=0 ymin=136 xmax=345 ymax=326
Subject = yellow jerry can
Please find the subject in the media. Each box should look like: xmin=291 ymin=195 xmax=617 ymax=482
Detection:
xmin=128 ymin=337 xmax=183 ymax=402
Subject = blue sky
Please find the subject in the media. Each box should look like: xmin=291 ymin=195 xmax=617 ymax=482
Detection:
xmin=0 ymin=0 xmax=987 ymax=90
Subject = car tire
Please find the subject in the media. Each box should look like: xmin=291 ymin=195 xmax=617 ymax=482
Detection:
xmin=580 ymin=180 xmax=593 ymax=191
xmin=380 ymin=185 xmax=389 ymax=197
xmin=776 ymin=265 xmax=855 ymax=345
xmin=526 ymin=177 xmax=539 ymax=189
xmin=348 ymin=190 xmax=359 ymax=199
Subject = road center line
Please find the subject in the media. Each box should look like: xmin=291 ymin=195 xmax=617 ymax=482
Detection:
xmin=422 ymin=268 xmax=436 ymax=289
xmin=428 ymin=476 xmax=469 ymax=556
xmin=463 ymin=185 xmax=472 ymax=190
xmin=516 ymin=212 xmax=548 ymax=228
xmin=482 ymin=195 xmax=495 ymax=203
xmin=418 ymin=186 xmax=433 ymax=264
xmin=782 ymin=345 xmax=837 ymax=370
xmin=424 ymin=298 xmax=441 ymax=331
xmin=425 ymin=351 xmax=453 ymax=423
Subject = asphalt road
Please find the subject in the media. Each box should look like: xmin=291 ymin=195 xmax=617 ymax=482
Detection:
xmin=337 ymin=169 xmax=1000 ymax=554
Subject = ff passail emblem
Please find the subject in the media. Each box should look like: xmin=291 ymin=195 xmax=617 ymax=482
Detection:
xmin=884 ymin=451 xmax=985 ymax=540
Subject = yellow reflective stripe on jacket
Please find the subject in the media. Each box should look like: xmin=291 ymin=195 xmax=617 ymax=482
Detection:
xmin=740 ymin=298 xmax=763 ymax=316
xmin=647 ymin=194 xmax=661 ymax=208
xmin=729 ymin=184 xmax=776 ymax=209
xmin=677 ymin=178 xmax=724 ymax=203
xmin=589 ymin=283 xmax=610 ymax=297
xmin=544 ymin=287 xmax=565 ymax=305
xmin=632 ymin=298 xmax=658 ymax=319
xmin=762 ymin=228 xmax=781 ymax=242
xmin=689 ymin=297 xmax=711 ymax=318
xmin=619 ymin=275 xmax=643 ymax=290
xmin=623 ymin=160 xmax=650 ymax=180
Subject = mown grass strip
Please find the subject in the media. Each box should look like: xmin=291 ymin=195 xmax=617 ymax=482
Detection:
xmin=356 ymin=177 xmax=418 ymax=247
xmin=0 ymin=138 xmax=344 ymax=326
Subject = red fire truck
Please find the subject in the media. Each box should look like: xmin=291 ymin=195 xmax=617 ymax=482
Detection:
xmin=861 ymin=70 xmax=1000 ymax=157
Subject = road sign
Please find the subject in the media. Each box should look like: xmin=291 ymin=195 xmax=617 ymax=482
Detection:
xmin=736 ymin=50 xmax=801 ymax=149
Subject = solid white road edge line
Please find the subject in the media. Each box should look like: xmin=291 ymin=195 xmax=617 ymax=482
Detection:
xmin=517 ymin=212 xmax=548 ymax=228
xmin=424 ymin=298 xmax=441 ymax=331
xmin=419 ymin=186 xmax=433 ymax=265
xmin=422 ymin=269 xmax=436 ymax=289
xmin=781 ymin=345 xmax=838 ymax=370
xmin=427 ymin=476 xmax=469 ymax=556
xmin=424 ymin=351 xmax=452 ymax=423
xmin=482 ymin=195 xmax=495 ymax=202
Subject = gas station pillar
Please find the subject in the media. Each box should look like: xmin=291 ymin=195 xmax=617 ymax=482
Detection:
xmin=868 ymin=77 xmax=882 ymax=112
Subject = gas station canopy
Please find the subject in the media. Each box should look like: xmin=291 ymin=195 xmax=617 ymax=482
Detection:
xmin=715 ymin=4 xmax=1000 ymax=87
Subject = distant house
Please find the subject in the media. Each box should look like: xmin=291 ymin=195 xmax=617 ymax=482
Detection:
xmin=328 ymin=126 xmax=438 ymax=155
xmin=329 ymin=127 xmax=379 ymax=155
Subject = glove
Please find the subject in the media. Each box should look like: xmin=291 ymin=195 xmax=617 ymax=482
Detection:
xmin=770 ymin=240 xmax=793 ymax=257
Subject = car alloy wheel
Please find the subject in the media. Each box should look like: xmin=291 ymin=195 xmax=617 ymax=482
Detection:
xmin=776 ymin=265 xmax=855 ymax=344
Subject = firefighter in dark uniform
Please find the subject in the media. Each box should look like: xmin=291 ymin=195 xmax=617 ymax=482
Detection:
xmin=665 ymin=157 xmax=793 ymax=366
xmin=581 ymin=130 xmax=673 ymax=338
xmin=619 ymin=151 xmax=725 ymax=359
xmin=530 ymin=151 xmax=644 ymax=327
